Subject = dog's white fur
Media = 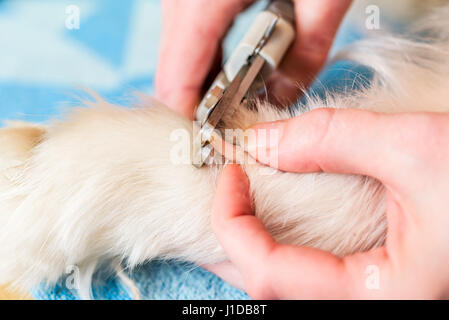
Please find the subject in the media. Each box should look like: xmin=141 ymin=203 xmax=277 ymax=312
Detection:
xmin=1 ymin=5 xmax=449 ymax=298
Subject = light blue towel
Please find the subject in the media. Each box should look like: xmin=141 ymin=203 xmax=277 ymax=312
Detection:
xmin=32 ymin=261 xmax=249 ymax=300
xmin=0 ymin=0 xmax=366 ymax=299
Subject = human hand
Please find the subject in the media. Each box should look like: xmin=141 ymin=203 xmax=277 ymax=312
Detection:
xmin=155 ymin=0 xmax=352 ymax=119
xmin=207 ymin=109 xmax=449 ymax=299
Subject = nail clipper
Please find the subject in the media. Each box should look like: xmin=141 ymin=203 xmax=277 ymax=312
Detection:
xmin=193 ymin=0 xmax=296 ymax=168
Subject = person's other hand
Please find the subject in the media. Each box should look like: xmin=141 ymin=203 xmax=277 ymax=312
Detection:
xmin=155 ymin=0 xmax=352 ymax=119
xmin=207 ymin=109 xmax=449 ymax=299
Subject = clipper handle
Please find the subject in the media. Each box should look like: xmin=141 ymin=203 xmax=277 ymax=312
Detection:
xmin=223 ymin=0 xmax=296 ymax=82
xmin=195 ymin=0 xmax=296 ymax=123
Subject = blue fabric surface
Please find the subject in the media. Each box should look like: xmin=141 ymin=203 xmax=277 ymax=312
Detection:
xmin=32 ymin=261 xmax=249 ymax=300
xmin=0 ymin=0 xmax=366 ymax=300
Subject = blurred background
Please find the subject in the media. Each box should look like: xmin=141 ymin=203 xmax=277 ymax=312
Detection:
xmin=0 ymin=0 xmax=438 ymax=300
xmin=0 ymin=0 xmax=274 ymax=123
xmin=0 ymin=0 xmax=411 ymax=124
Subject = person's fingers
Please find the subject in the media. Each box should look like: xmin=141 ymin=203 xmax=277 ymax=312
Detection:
xmin=247 ymin=108 xmax=430 ymax=190
xmin=156 ymin=0 xmax=351 ymax=115
xmin=211 ymin=164 xmax=391 ymax=298
xmin=156 ymin=0 xmax=351 ymax=114
xmin=211 ymin=164 xmax=277 ymax=275
xmin=259 ymin=244 xmax=390 ymax=299
xmin=282 ymin=0 xmax=352 ymax=84
xmin=265 ymin=0 xmax=352 ymax=103
xmin=202 ymin=261 xmax=245 ymax=290
xmin=155 ymin=0 xmax=251 ymax=119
